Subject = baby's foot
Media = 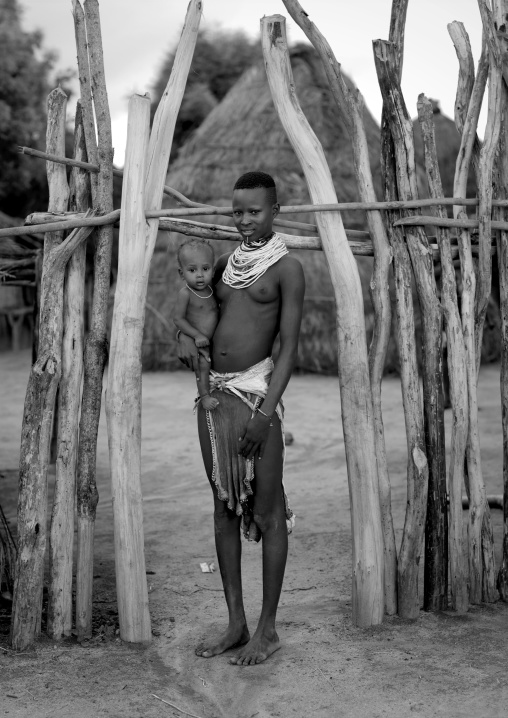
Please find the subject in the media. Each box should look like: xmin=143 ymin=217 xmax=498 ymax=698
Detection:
xmin=201 ymin=395 xmax=219 ymax=411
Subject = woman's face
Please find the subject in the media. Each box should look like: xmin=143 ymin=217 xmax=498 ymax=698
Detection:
xmin=232 ymin=187 xmax=279 ymax=245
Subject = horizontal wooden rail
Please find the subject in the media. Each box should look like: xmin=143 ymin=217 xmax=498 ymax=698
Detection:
xmin=0 ymin=211 xmax=491 ymax=261
xmin=0 ymin=210 xmax=361 ymax=242
xmin=18 ymin=147 xmax=508 ymax=216
xmin=394 ymin=215 xmax=508 ymax=231
xmin=18 ymin=145 xmax=318 ymax=234
xmin=0 ymin=209 xmax=497 ymax=256
xmin=19 ymin=146 xmax=104 ymax=173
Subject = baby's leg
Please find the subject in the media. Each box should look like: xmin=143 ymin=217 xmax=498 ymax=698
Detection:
xmin=197 ymin=351 xmax=219 ymax=410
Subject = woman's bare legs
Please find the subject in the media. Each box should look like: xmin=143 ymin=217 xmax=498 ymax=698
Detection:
xmin=230 ymin=414 xmax=287 ymax=665
xmin=195 ymin=406 xmax=250 ymax=657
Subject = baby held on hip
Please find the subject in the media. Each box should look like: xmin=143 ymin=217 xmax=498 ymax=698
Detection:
xmin=173 ymin=240 xmax=219 ymax=411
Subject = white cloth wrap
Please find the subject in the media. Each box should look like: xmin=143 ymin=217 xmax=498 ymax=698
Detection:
xmin=209 ymin=357 xmax=284 ymax=424
xmin=203 ymin=357 xmax=295 ymax=539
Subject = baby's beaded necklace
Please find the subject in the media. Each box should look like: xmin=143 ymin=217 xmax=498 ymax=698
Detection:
xmin=186 ymin=284 xmax=213 ymax=299
xmin=222 ymin=233 xmax=288 ymax=289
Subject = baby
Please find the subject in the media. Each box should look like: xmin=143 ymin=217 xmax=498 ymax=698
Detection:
xmin=173 ymin=239 xmax=219 ymax=410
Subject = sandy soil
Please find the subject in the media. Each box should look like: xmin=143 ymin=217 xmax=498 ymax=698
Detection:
xmin=0 ymin=348 xmax=507 ymax=718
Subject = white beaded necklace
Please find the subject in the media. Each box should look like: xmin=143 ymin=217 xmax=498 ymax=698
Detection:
xmin=186 ymin=283 xmax=213 ymax=299
xmin=222 ymin=233 xmax=288 ymax=289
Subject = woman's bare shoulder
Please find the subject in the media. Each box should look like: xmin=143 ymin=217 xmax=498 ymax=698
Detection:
xmin=279 ymin=253 xmax=304 ymax=276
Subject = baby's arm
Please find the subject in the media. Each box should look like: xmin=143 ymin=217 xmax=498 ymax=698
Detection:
xmin=197 ymin=352 xmax=219 ymax=411
xmin=173 ymin=288 xmax=209 ymax=346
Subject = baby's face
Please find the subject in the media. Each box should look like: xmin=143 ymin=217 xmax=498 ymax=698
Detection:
xmin=179 ymin=247 xmax=214 ymax=290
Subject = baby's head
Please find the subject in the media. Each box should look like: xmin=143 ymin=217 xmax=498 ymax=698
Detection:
xmin=177 ymin=239 xmax=214 ymax=291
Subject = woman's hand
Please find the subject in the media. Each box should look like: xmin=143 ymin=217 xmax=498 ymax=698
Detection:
xmin=177 ymin=332 xmax=210 ymax=373
xmin=238 ymin=412 xmax=272 ymax=460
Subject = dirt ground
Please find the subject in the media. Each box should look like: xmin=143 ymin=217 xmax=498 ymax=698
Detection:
xmin=0 ymin=348 xmax=507 ymax=718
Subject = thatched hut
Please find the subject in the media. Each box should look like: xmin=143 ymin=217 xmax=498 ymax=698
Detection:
xmin=143 ymin=45 xmax=385 ymax=373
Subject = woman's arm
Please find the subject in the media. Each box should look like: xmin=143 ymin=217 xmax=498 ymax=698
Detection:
xmin=239 ymin=256 xmax=305 ymax=460
xmin=259 ymin=257 xmax=305 ymax=416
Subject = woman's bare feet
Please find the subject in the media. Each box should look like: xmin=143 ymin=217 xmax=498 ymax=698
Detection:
xmin=229 ymin=628 xmax=280 ymax=666
xmin=195 ymin=623 xmax=250 ymax=658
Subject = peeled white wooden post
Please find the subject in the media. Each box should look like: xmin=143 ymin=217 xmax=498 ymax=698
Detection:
xmin=281 ymin=0 xmax=397 ymax=616
xmin=48 ymin=104 xmax=89 ymax=638
xmin=142 ymin=0 xmax=202 ymax=272
xmin=106 ymin=94 xmax=151 ymax=643
xmin=262 ymin=14 xmax=384 ymax=626
xmin=106 ymin=0 xmax=202 ymax=643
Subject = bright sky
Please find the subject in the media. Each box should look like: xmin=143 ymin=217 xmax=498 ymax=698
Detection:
xmin=19 ymin=0 xmax=485 ymax=167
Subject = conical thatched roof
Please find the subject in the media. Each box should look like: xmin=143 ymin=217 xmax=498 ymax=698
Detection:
xmin=143 ymin=45 xmax=384 ymax=373
xmin=164 ymin=45 xmax=381 ymax=217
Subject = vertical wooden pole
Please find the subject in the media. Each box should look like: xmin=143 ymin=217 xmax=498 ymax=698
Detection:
xmin=142 ymin=0 xmax=203 ymax=270
xmin=281 ymin=0 xmax=397 ymax=616
xmin=496 ymin=167 xmax=508 ymax=599
xmin=471 ymin=1 xmax=503 ymax=603
xmin=48 ymin=103 xmax=90 ymax=638
xmin=451 ymin=35 xmax=497 ymax=604
xmin=448 ymin=22 xmax=483 ymax=180
xmin=73 ymin=0 xmax=111 ymax=640
xmin=106 ymin=94 xmax=151 ymax=643
xmin=11 ymin=88 xmax=69 ymax=650
xmin=72 ymin=0 xmax=98 ymax=198
xmin=495 ymin=0 xmax=508 ymax=602
xmin=379 ymin=0 xmax=432 ymax=618
xmin=32 ymin=249 xmax=42 ymax=363
xmin=106 ymin=0 xmax=202 ymax=642
xmin=417 ymin=95 xmax=469 ymax=613
xmin=262 ymin=14 xmax=384 ymax=627
xmin=375 ymin=39 xmax=447 ymax=614
xmin=475 ymin=0 xmax=503 ymax=371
